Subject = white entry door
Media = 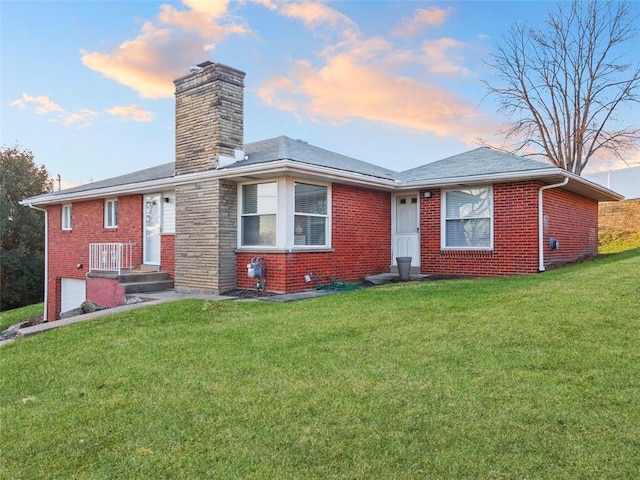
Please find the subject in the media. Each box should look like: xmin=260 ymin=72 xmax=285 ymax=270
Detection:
xmin=393 ymin=194 xmax=420 ymax=266
xmin=144 ymin=194 xmax=161 ymax=265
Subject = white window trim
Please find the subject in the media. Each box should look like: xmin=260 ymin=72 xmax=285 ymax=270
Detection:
xmin=239 ymin=180 xmax=279 ymax=248
xmin=104 ymin=198 xmax=118 ymax=229
xmin=237 ymin=177 xmax=332 ymax=250
xmin=61 ymin=204 xmax=72 ymax=231
xmin=441 ymin=185 xmax=494 ymax=250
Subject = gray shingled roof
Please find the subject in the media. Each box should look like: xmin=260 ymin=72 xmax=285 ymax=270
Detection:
xmin=227 ymin=136 xmax=397 ymax=180
xmin=24 ymin=141 xmax=559 ymax=204
xmin=23 ymin=162 xmax=175 ymax=202
xmin=397 ymin=147 xmax=554 ymax=182
xmin=396 ymin=147 xmax=553 ymax=182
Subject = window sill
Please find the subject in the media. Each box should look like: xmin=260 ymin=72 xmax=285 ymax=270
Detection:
xmin=236 ymin=247 xmax=334 ymax=253
xmin=440 ymin=249 xmax=495 ymax=257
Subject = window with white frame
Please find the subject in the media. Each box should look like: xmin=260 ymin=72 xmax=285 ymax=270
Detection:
xmin=294 ymin=183 xmax=328 ymax=246
xmin=442 ymin=187 xmax=493 ymax=248
xmin=61 ymin=204 xmax=72 ymax=230
xmin=239 ymin=179 xmax=331 ymax=249
xmin=105 ymin=199 xmax=118 ymax=228
xmin=241 ymin=182 xmax=277 ymax=246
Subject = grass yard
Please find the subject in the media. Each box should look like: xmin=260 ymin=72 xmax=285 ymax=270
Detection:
xmin=599 ymin=227 xmax=640 ymax=254
xmin=0 ymin=303 xmax=44 ymax=332
xmin=2 ymin=250 xmax=639 ymax=479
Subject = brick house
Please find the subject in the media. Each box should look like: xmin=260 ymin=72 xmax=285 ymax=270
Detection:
xmin=21 ymin=62 xmax=622 ymax=321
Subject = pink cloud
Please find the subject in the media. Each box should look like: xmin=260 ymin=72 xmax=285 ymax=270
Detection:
xmin=10 ymin=93 xmax=64 ymax=114
xmin=392 ymin=7 xmax=452 ymax=38
xmin=105 ymin=105 xmax=154 ymax=122
xmin=420 ymin=38 xmax=470 ymax=76
xmin=258 ymin=55 xmax=495 ymax=143
xmin=81 ymin=0 xmax=249 ymax=98
xmin=279 ymin=1 xmax=357 ymax=31
xmin=52 ymin=109 xmax=98 ymax=128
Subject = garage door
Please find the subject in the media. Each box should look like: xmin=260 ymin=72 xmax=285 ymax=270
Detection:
xmin=61 ymin=278 xmax=86 ymax=313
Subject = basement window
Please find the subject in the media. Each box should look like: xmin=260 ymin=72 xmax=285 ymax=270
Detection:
xmin=442 ymin=187 xmax=493 ymax=249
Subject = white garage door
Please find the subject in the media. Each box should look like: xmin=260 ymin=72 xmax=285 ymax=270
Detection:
xmin=61 ymin=278 xmax=86 ymax=313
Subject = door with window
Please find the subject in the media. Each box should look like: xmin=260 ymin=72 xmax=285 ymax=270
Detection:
xmin=144 ymin=194 xmax=161 ymax=265
xmin=392 ymin=194 xmax=420 ymax=266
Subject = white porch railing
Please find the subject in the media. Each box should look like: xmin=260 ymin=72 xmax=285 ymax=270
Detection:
xmin=89 ymin=243 xmax=134 ymax=274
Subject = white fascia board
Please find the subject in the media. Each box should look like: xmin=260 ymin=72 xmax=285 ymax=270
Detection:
xmin=20 ymin=176 xmax=182 ymax=206
xmin=20 ymin=160 xmax=398 ymax=206
xmin=398 ymin=167 xmax=564 ymax=189
xmin=215 ymin=160 xmax=399 ymax=190
xmin=398 ymin=167 xmax=623 ymax=201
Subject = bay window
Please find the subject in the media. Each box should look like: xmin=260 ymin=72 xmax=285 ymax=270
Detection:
xmin=442 ymin=187 xmax=493 ymax=249
xmin=241 ymin=182 xmax=277 ymax=246
xmin=294 ymin=183 xmax=327 ymax=246
xmin=239 ymin=179 xmax=330 ymax=249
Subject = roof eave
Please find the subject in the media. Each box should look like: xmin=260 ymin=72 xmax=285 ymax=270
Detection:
xmin=217 ymin=159 xmax=399 ymax=190
xmin=20 ymin=159 xmax=399 ymax=206
xmin=398 ymin=167 xmax=623 ymax=202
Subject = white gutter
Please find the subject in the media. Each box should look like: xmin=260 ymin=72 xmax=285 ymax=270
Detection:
xmin=26 ymin=203 xmax=49 ymax=322
xmin=538 ymin=177 xmax=569 ymax=272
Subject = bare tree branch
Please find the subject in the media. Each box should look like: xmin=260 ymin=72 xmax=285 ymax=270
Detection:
xmin=482 ymin=0 xmax=640 ymax=175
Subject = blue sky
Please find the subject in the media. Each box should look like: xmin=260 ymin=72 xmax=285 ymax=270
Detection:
xmin=2 ymin=0 xmax=638 ymax=188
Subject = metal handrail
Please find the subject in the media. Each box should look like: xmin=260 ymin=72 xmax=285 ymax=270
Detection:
xmin=89 ymin=242 xmax=134 ymax=274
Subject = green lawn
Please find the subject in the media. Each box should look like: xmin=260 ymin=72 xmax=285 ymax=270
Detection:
xmin=2 ymin=250 xmax=639 ymax=479
xmin=0 ymin=302 xmax=43 ymax=332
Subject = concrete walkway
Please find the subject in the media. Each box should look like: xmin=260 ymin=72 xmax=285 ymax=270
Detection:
xmin=1 ymin=288 xmax=343 ymax=346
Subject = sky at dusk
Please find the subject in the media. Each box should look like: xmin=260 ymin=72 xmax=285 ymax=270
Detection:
xmin=2 ymin=0 xmax=639 ymax=188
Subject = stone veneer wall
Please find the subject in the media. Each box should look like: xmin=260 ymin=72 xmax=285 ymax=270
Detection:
xmin=173 ymin=63 xmax=245 ymax=293
xmin=174 ymin=62 xmax=245 ymax=175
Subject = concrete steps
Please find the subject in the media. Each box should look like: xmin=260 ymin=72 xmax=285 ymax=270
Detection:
xmin=88 ymin=270 xmax=174 ymax=294
xmin=118 ymin=271 xmax=174 ymax=294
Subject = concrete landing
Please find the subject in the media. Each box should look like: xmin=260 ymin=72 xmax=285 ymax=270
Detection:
xmin=365 ymin=273 xmax=430 ymax=285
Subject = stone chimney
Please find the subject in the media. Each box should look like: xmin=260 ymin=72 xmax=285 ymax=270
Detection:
xmin=174 ymin=61 xmax=245 ymax=175
xmin=173 ymin=62 xmax=245 ymax=294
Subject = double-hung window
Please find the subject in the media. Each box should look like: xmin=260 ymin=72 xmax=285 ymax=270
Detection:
xmin=105 ymin=199 xmax=118 ymax=228
xmin=61 ymin=204 xmax=72 ymax=231
xmin=294 ymin=183 xmax=328 ymax=246
xmin=442 ymin=187 xmax=493 ymax=249
xmin=241 ymin=182 xmax=277 ymax=246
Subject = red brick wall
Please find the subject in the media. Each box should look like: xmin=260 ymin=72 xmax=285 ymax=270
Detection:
xmin=543 ymin=187 xmax=598 ymax=267
xmin=420 ymin=181 xmax=598 ymax=276
xmin=45 ymin=195 xmax=144 ymax=320
xmin=160 ymin=234 xmax=176 ymax=279
xmin=86 ymin=276 xmax=126 ymax=308
xmin=236 ymin=184 xmax=391 ymax=293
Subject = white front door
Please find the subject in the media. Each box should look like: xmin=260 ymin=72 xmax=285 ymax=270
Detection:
xmin=393 ymin=194 xmax=420 ymax=266
xmin=144 ymin=194 xmax=161 ymax=265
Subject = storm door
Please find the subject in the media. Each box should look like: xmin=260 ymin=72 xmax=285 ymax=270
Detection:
xmin=144 ymin=194 xmax=161 ymax=265
xmin=392 ymin=194 xmax=420 ymax=267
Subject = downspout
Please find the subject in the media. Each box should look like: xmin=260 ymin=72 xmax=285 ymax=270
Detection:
xmin=26 ymin=203 xmax=49 ymax=322
xmin=538 ymin=177 xmax=569 ymax=272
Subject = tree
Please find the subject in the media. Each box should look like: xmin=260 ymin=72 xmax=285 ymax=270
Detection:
xmin=0 ymin=146 xmax=53 ymax=310
xmin=483 ymin=0 xmax=640 ymax=175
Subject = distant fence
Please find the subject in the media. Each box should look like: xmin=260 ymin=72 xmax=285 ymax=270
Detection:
xmin=599 ymin=199 xmax=640 ymax=232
